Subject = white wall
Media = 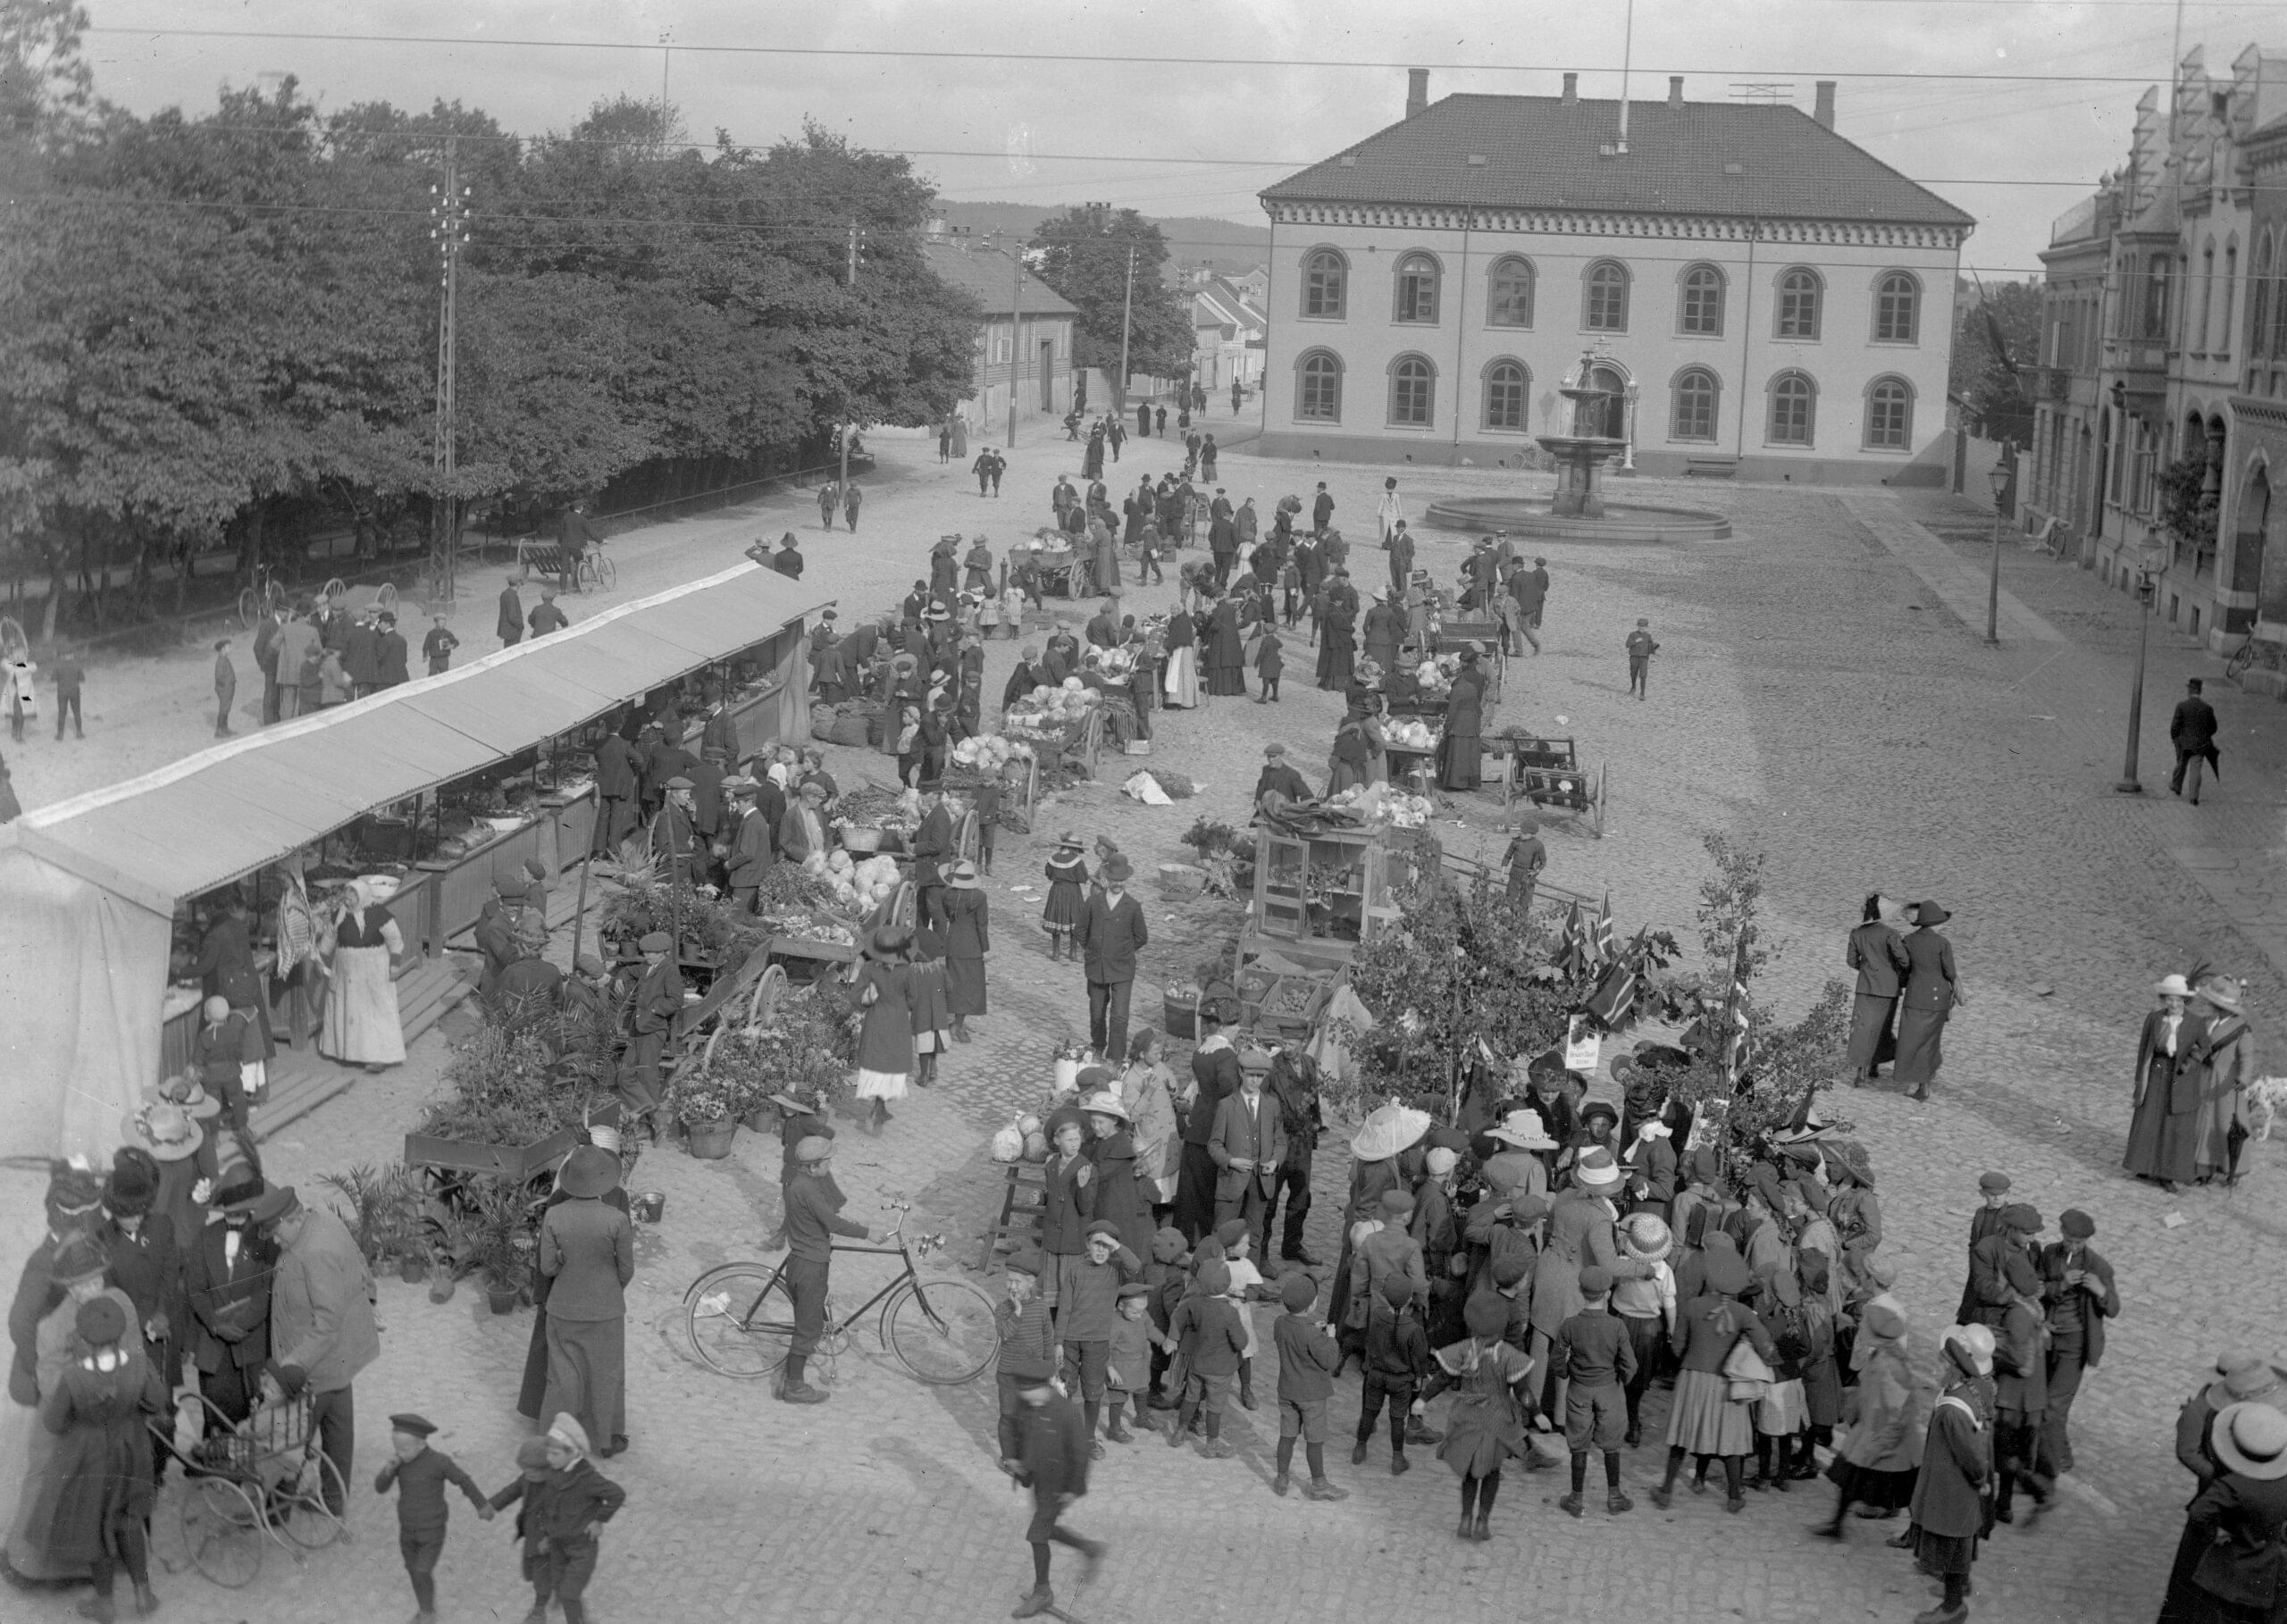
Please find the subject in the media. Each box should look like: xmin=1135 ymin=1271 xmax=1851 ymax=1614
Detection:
xmin=1256 ymin=208 xmax=1961 ymax=481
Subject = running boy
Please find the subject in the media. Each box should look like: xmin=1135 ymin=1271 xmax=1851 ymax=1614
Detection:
xmin=373 ymin=1412 xmax=492 ymax=1621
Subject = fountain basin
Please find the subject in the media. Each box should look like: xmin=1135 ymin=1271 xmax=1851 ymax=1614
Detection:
xmin=1423 ymin=494 xmax=1731 ymax=542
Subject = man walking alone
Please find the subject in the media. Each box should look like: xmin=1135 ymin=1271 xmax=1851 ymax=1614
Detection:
xmin=2169 ymin=677 xmax=2219 ymax=803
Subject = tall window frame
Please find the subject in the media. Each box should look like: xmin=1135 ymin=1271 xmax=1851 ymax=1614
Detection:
xmin=1864 ymin=375 xmax=1914 ymax=450
xmin=1776 ymin=267 xmax=1822 ymax=339
xmin=1671 ymin=367 xmax=1720 ymax=442
xmin=1482 ymin=358 xmax=1530 ymax=431
xmin=1295 ymin=348 xmax=1344 ymax=422
xmin=1678 ymin=263 xmax=1725 ymax=337
xmin=1768 ymin=370 xmax=1817 ymax=446
xmin=1393 ymin=252 xmax=1441 ymax=324
xmin=1584 ymin=259 xmax=1630 ymax=332
xmin=1301 ymin=247 xmax=1348 ymax=321
xmin=1874 ymin=272 xmax=1922 ymax=345
xmin=1387 ymin=353 xmax=1437 ymax=427
xmin=1487 ymin=255 xmax=1536 ymax=328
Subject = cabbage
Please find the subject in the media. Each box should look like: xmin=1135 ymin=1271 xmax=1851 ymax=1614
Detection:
xmin=1061 ymin=676 xmax=1083 ymax=691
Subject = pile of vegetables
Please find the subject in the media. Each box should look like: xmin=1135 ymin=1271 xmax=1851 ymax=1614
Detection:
xmin=820 ymin=849 xmax=904 ymax=914
xmin=1004 ymin=678 xmax=1102 ymax=743
xmin=1412 ymin=655 xmax=1459 ymax=698
xmin=950 ymin=733 xmax=1035 ymax=773
xmin=1325 ymin=783 xmax=1437 ymax=828
xmin=1384 ymin=717 xmax=1438 ymax=751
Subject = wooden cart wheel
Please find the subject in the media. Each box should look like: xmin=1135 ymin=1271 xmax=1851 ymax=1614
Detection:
xmin=1588 ymin=762 xmax=1607 ymax=840
xmin=745 ymin=964 xmax=788 ymax=1032
xmin=701 ymin=1026 xmax=729 ymax=1072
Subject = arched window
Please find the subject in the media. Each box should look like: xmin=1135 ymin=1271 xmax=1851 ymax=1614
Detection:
xmin=2251 ymin=236 xmax=2272 ymax=360
xmin=1394 ymin=253 xmax=1440 ymax=323
xmin=1487 ymin=256 xmax=1535 ymax=327
xmin=1777 ymin=267 xmax=1822 ymax=339
xmin=1295 ymin=349 xmax=1344 ymax=421
xmin=1679 ymin=264 xmax=1724 ymax=336
xmin=1483 ymin=359 xmax=1529 ymax=431
xmin=1388 ymin=355 xmax=1437 ymax=426
xmin=1864 ymin=375 xmax=1914 ymax=450
xmin=1875 ymin=272 xmax=1921 ymax=344
xmin=1768 ymin=371 xmax=1816 ymax=446
xmin=2142 ymin=258 xmax=2171 ymax=341
xmin=1302 ymin=248 xmax=1347 ymax=320
xmin=1585 ymin=260 xmax=1630 ymax=331
xmin=1671 ymin=368 xmax=1720 ymax=441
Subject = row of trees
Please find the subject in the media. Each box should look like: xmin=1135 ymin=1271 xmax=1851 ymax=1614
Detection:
xmin=0 ymin=4 xmax=1000 ymax=634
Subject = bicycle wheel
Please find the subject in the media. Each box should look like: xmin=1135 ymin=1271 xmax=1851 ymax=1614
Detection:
xmin=238 ymin=588 xmax=260 ymax=632
xmin=885 ymin=1276 xmax=1000 ymax=1385
xmin=593 ymin=556 xmax=616 ymax=590
xmin=176 ymin=1475 xmax=265 ymax=1587
xmin=687 ymin=1264 xmax=796 ymax=1378
xmin=374 ymin=582 xmax=398 ymax=614
xmin=2228 ymin=639 xmax=2258 ymax=681
xmin=274 ymin=1449 xmax=348 ymax=1549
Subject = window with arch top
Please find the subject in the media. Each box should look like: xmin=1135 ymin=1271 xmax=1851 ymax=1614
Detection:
xmin=1394 ymin=252 xmax=1440 ymax=323
xmin=1671 ymin=368 xmax=1719 ymax=441
xmin=1483 ymin=360 xmax=1529 ymax=431
xmin=1875 ymin=272 xmax=1921 ymax=344
xmin=1388 ymin=355 xmax=1437 ymax=426
xmin=1295 ymin=349 xmax=1343 ymax=421
xmin=1864 ymin=375 xmax=1914 ymax=450
xmin=1777 ymin=267 xmax=1822 ymax=339
xmin=1487 ymin=256 xmax=1535 ymax=327
xmin=1302 ymin=248 xmax=1347 ymax=320
xmin=1679 ymin=264 xmax=1724 ymax=336
xmin=1768 ymin=371 xmax=1817 ymax=445
xmin=1585 ymin=260 xmax=1630 ymax=331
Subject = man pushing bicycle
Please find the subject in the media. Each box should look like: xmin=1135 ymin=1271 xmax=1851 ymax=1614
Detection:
xmin=779 ymin=1136 xmax=886 ymax=1404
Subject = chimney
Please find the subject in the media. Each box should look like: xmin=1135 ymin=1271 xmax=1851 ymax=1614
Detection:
xmin=1406 ymin=69 xmax=1429 ymax=119
xmin=1562 ymin=72 xmax=1579 ymax=105
xmin=1814 ymin=80 xmax=1836 ymax=129
xmin=1668 ymin=76 xmax=1685 ymax=109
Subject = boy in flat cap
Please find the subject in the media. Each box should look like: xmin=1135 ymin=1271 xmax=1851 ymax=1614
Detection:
xmin=373 ymin=1412 xmax=492 ymax=1620
xmin=1009 ymin=1369 xmax=1105 ymax=1619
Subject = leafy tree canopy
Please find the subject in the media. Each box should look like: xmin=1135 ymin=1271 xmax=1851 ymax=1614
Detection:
xmin=1029 ymin=204 xmax=1193 ymax=379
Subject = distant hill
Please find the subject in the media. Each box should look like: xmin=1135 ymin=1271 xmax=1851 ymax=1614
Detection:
xmin=932 ymin=203 xmax=1269 ymax=279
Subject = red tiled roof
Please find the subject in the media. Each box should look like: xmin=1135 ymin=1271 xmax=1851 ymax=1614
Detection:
xmin=1261 ymin=94 xmax=1973 ymax=230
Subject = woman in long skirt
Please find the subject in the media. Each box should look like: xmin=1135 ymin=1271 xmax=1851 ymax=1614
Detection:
xmin=1318 ymin=602 xmax=1356 ymax=691
xmin=1814 ymin=1300 xmax=1922 ymax=1533
xmin=33 ymin=1298 xmax=163 ymax=1617
xmin=1440 ymin=650 xmax=1488 ymax=791
xmin=1042 ymin=834 xmax=1089 ymax=961
xmin=1891 ymin=902 xmax=1961 ymax=1100
xmin=1161 ymin=607 xmax=1199 ymax=708
xmin=2126 ymin=974 xmax=2192 ymax=1183
xmin=942 ymin=861 xmax=989 ymax=1042
xmin=1082 ymin=1094 xmax=1151 ymax=1258
xmin=1651 ymin=1251 xmax=1776 ymax=1512
xmin=1203 ymin=596 xmax=1246 ymax=697
xmin=538 ymin=1146 xmax=635 ymax=1458
xmin=1118 ymin=1030 xmax=1181 ymax=1216
xmin=1843 ymin=893 xmax=1910 ymax=1081
xmin=1422 ymin=1293 xmax=1538 ymax=1542
xmin=852 ymin=927 xmax=917 ymax=1133
xmin=7 ymin=1235 xmax=137 ymax=1585
xmin=1909 ymin=1326 xmax=1996 ymax=1624
xmin=319 ymin=878 xmax=406 ymax=1070
xmin=521 ymin=1128 xmax=632 ymax=1422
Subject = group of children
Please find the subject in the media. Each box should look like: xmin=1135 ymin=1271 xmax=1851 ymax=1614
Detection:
xmin=372 ymin=1410 xmax=624 ymax=1624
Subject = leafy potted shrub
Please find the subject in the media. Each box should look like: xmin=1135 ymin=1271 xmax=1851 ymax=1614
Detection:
xmin=422 ymin=1212 xmax=466 ymax=1303
xmin=459 ymin=1178 xmax=536 ymax=1315
xmin=318 ymin=1163 xmax=397 ymax=1267
xmin=668 ymin=1067 xmax=741 ymax=1159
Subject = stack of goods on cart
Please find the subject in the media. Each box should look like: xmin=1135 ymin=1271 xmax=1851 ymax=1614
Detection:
xmin=1002 ymin=678 xmax=1101 ymax=746
xmin=830 ymin=784 xmax=918 ymax=854
xmin=817 ymin=850 xmax=902 ymax=919
xmin=1411 ymin=654 xmax=1459 ymax=699
xmin=948 ymin=732 xmax=1035 ymax=778
xmin=1093 ymin=644 xmax=1138 ymax=681
xmin=599 ymin=866 xmax=770 ymax=968
xmin=1383 ymin=715 xmax=1439 ymax=752
xmin=755 ymin=864 xmax=860 ymax=947
xmin=1321 ymin=782 xmax=1436 ymax=828
xmin=680 ymin=981 xmax=859 ymax=1119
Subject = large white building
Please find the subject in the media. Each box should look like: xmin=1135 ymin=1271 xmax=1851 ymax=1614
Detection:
xmin=1254 ymin=72 xmax=1973 ymax=481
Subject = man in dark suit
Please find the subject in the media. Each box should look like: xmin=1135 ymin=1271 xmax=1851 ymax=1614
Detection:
xmin=473 ymin=878 xmax=530 ymax=1001
xmin=910 ymin=786 xmax=953 ymax=930
xmin=622 ymin=930 xmax=683 ymax=1136
xmin=1085 ymin=601 xmax=1118 ymax=651
xmin=2035 ymin=1208 xmax=2120 ymax=1479
xmin=1311 ymin=482 xmax=1335 ymax=537
xmin=560 ymin=500 xmax=602 ymax=592
xmin=1263 ymin=1045 xmax=1324 ymax=1264
xmin=1386 ymin=521 xmax=1414 ymax=601
xmin=592 ymin=729 xmax=642 ymax=857
xmin=1075 ymin=852 xmax=1147 ymax=1064
xmin=497 ymin=577 xmax=524 ymax=649
xmin=1208 ymin=1059 xmax=1287 ymax=1260
xmin=182 ymin=1183 xmax=275 ymax=1423
xmin=2169 ymin=676 xmax=2219 ymax=803
xmin=722 ymin=778 xmax=774 ymax=912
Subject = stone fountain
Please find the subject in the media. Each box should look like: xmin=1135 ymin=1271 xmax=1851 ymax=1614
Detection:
xmin=1424 ymin=347 xmax=1730 ymax=542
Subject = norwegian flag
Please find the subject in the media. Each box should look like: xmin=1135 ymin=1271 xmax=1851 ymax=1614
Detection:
xmin=1584 ymin=926 xmax=1648 ymax=1030
xmin=1723 ymin=940 xmax=1755 ymax=1083
xmin=1555 ymin=900 xmax=1594 ymax=979
xmin=1592 ymin=892 xmax=1617 ymax=967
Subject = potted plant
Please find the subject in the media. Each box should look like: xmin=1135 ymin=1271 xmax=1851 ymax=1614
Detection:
xmin=668 ymin=1067 xmax=741 ymax=1159
xmin=317 ymin=1163 xmax=395 ymax=1267
xmin=422 ymin=1212 xmax=466 ymax=1303
xmin=459 ymin=1178 xmax=535 ymax=1315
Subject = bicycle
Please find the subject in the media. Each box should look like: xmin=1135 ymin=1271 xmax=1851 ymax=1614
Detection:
xmin=578 ymin=543 xmax=616 ymax=592
xmin=683 ymin=1201 xmax=999 ymax=1385
xmin=238 ymin=571 xmax=287 ymax=631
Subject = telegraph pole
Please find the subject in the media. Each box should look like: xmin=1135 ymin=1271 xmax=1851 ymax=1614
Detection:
xmin=429 ymin=138 xmax=470 ymax=605
xmin=841 ymin=218 xmax=859 ymax=497
xmin=1008 ymin=235 xmax=1024 ymax=449
xmin=1117 ymin=243 xmax=1136 ymax=416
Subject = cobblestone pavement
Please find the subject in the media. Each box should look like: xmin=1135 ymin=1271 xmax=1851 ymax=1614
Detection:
xmin=17 ymin=445 xmax=2283 ymax=1624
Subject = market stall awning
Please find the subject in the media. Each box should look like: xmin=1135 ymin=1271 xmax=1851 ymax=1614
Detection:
xmin=23 ymin=562 xmax=831 ymax=904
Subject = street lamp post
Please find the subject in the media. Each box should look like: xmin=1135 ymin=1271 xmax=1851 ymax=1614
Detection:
xmin=2117 ymin=563 xmax=2155 ymax=792
xmin=1984 ymin=460 xmax=2011 ymax=645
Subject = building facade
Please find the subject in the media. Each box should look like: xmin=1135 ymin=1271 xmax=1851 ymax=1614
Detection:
xmin=922 ymin=235 xmax=1080 ymax=433
xmin=1192 ymin=278 xmax=1268 ymax=395
xmin=2027 ymin=186 xmax=2120 ymax=547
xmin=1253 ymin=73 xmax=1972 ymax=481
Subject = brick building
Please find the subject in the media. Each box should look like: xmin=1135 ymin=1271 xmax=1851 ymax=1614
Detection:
xmin=1252 ymin=71 xmax=1971 ymax=480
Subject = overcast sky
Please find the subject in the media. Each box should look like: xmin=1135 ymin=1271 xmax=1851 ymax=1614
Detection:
xmin=80 ymin=0 xmax=2287 ymax=275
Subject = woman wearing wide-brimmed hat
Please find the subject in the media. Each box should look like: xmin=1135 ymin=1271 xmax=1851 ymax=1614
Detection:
xmin=539 ymin=1145 xmax=636 ymax=1458
xmin=2126 ymin=973 xmax=2195 ymax=1185
xmin=852 ymin=927 xmax=917 ymax=1133
xmin=1892 ymin=900 xmax=1964 ymax=1101
xmin=2177 ymin=975 xmax=2255 ymax=1186
xmin=1480 ymin=1109 xmax=1556 ymax=1203
xmin=942 ymin=859 xmax=989 ymax=1042
xmin=1325 ymin=1102 xmax=1432 ymax=1340
xmin=1081 ymin=1092 xmax=1150 ymax=1258
xmin=1613 ymin=1212 xmax=1677 ymax=1448
xmin=2164 ymin=1401 xmax=2287 ymax=1624
xmin=121 ymin=1095 xmax=213 ymax=1255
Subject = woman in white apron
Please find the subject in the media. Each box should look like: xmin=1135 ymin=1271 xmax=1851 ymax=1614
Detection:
xmin=319 ymin=878 xmax=406 ymax=1069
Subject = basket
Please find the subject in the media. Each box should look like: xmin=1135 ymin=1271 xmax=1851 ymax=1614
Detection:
xmin=1162 ymin=981 xmax=1201 ymax=1040
xmin=840 ymin=825 xmax=885 ymax=854
xmin=828 ymin=712 xmax=873 ymax=748
xmin=809 ymin=703 xmax=837 ymax=741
